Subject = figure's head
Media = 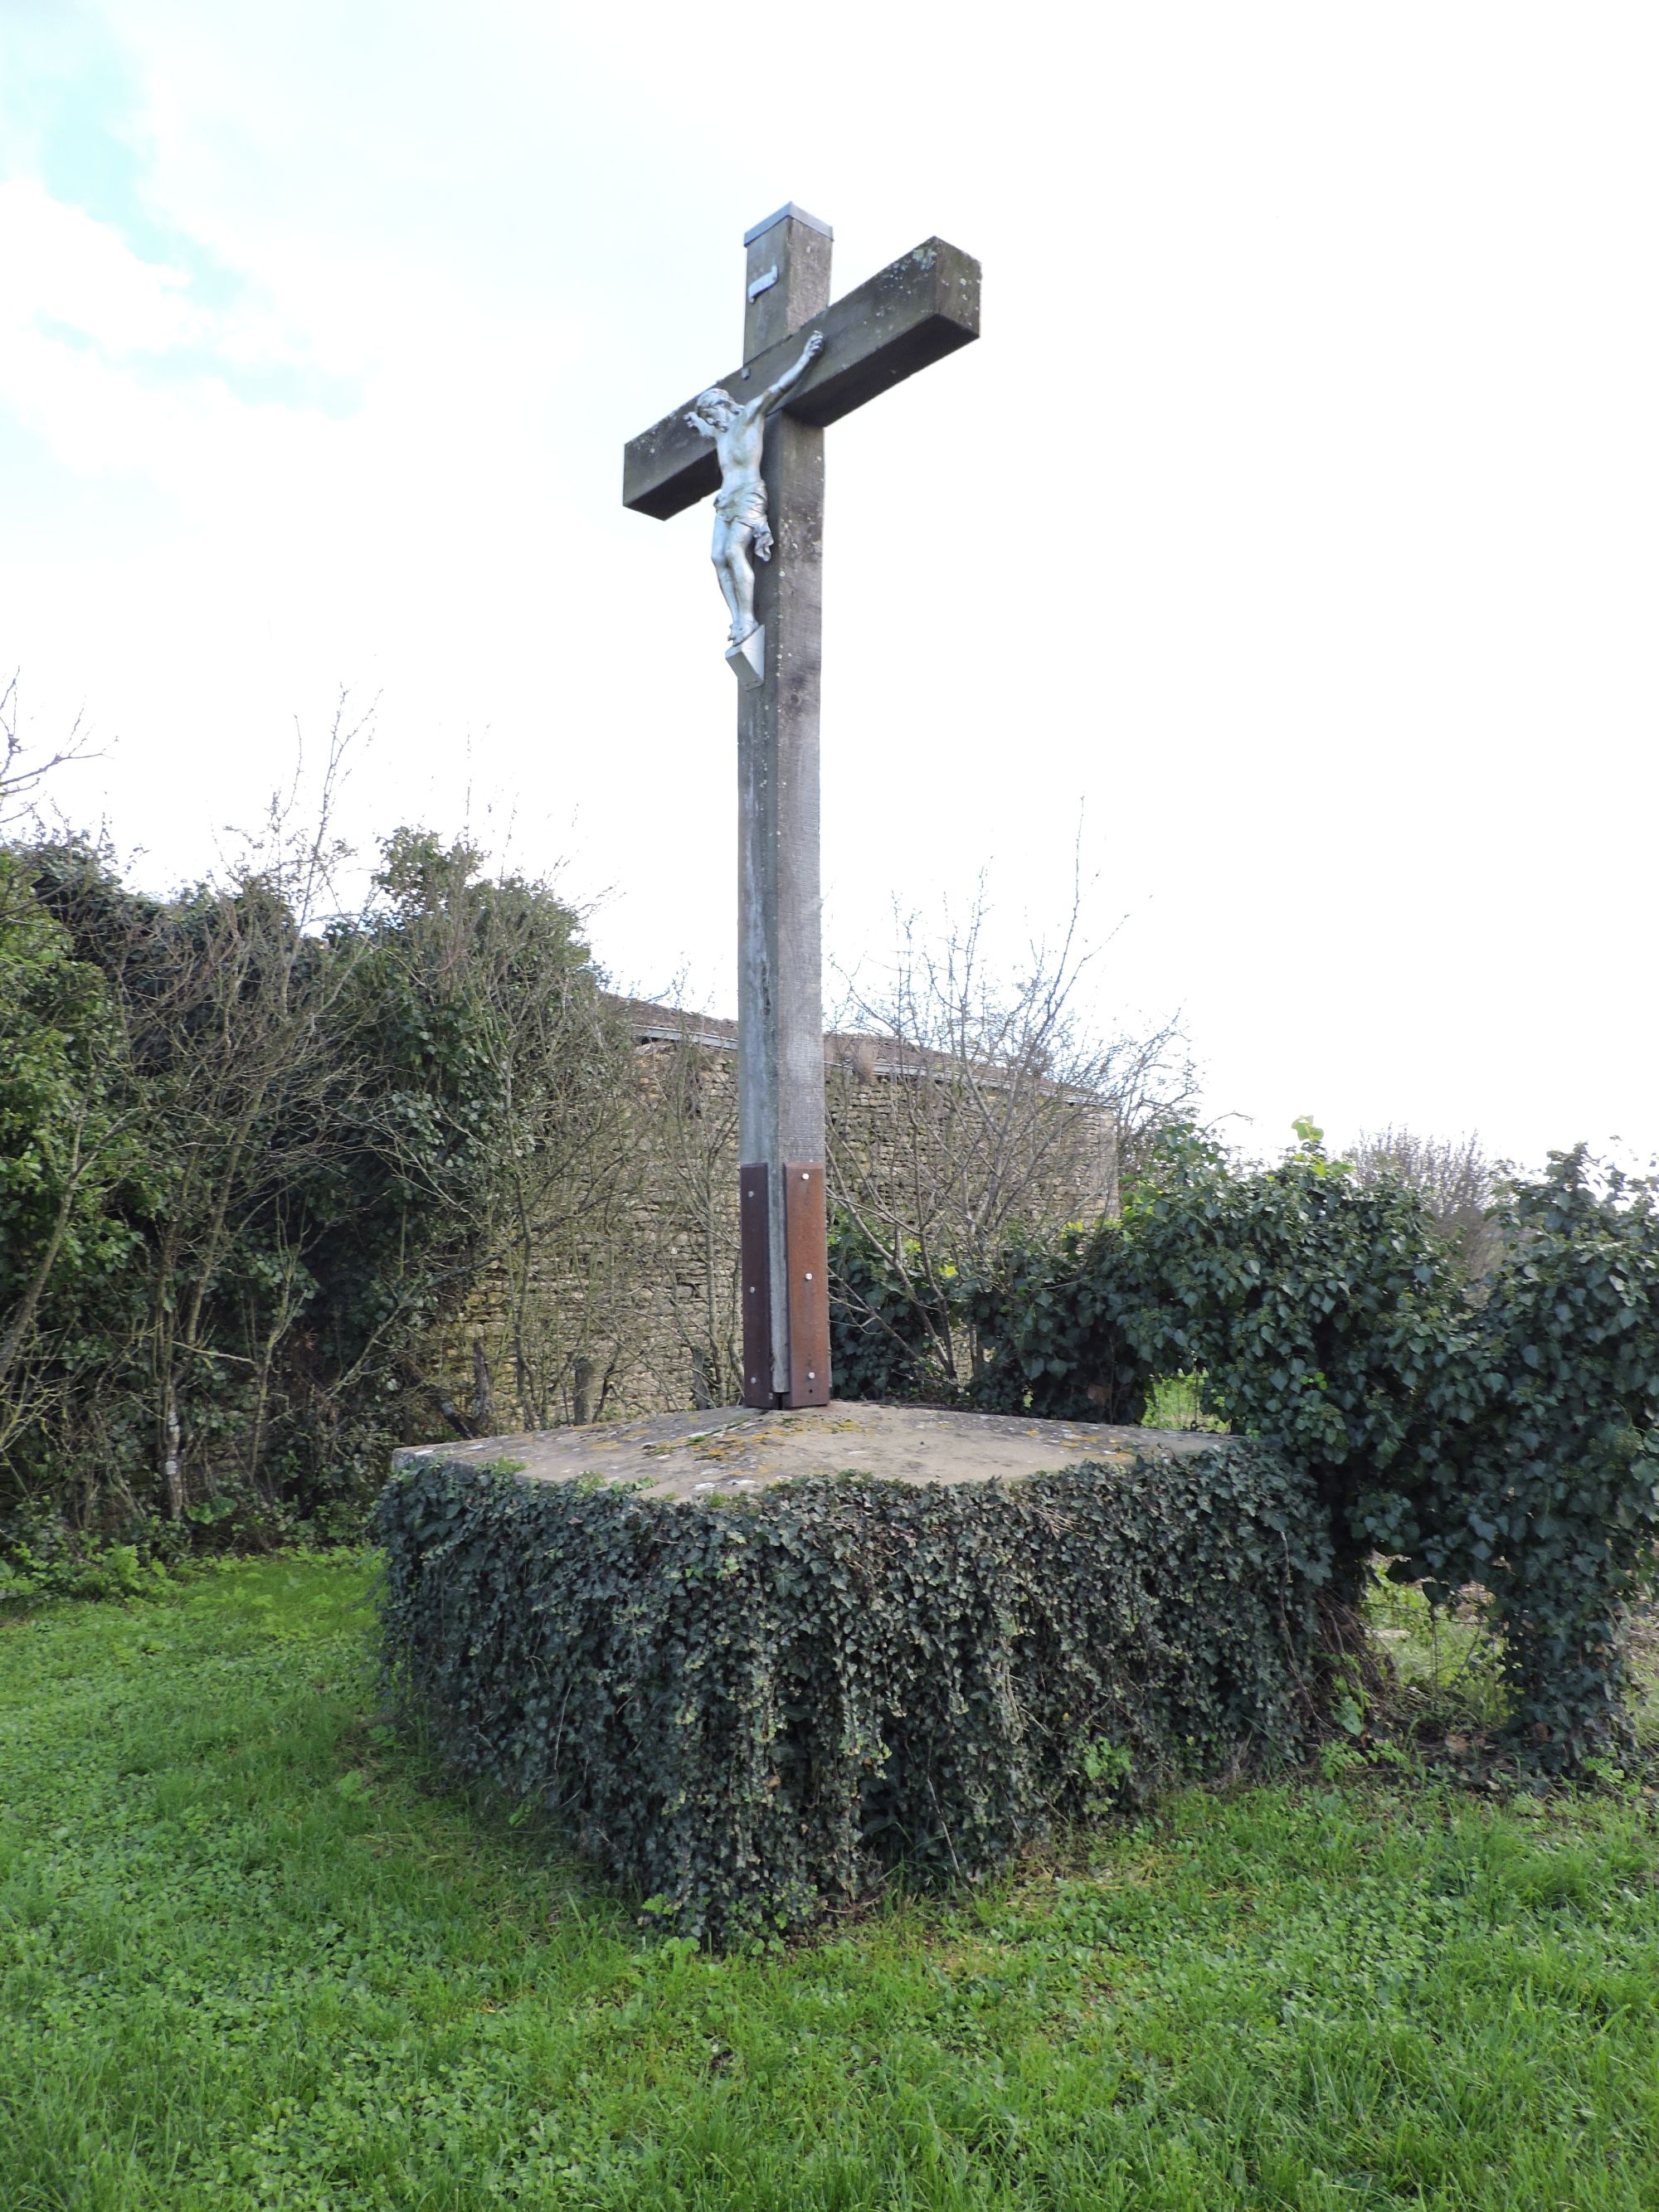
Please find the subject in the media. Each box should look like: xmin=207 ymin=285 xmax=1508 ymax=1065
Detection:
xmin=693 ymin=387 xmax=741 ymax=427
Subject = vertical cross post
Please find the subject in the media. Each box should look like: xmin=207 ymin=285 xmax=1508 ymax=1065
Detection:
xmin=623 ymin=211 xmax=979 ymax=1415
xmin=737 ymin=204 xmax=832 ymax=1407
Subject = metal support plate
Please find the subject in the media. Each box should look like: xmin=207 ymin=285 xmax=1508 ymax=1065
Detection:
xmin=739 ymin=1164 xmax=774 ymax=1407
xmin=783 ymin=1160 xmax=830 ymax=1407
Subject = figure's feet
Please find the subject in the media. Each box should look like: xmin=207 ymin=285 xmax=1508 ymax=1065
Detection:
xmin=726 ymin=624 xmax=765 ymax=690
xmin=727 ymin=623 xmax=758 ymax=648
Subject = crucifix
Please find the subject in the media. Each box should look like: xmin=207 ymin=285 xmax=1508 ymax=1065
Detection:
xmin=623 ymin=205 xmax=980 ymax=1409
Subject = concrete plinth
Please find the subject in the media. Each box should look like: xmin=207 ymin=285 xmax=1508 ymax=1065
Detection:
xmin=392 ymin=1398 xmax=1224 ymax=1508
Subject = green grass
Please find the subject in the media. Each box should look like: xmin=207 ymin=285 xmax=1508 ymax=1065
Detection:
xmin=1140 ymin=1373 xmax=1228 ymax=1433
xmin=6 ymin=1558 xmax=1659 ymax=2210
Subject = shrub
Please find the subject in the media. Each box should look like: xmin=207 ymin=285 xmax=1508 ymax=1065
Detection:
xmin=825 ymin=1216 xmax=954 ymax=1403
xmin=1 ymin=825 xmax=618 ymax=1555
xmin=0 ymin=1535 xmax=173 ymax=1606
xmin=1412 ymin=1150 xmax=1659 ymax=1771
xmin=838 ymin=1121 xmax=1468 ymax=1592
xmin=830 ymin=1126 xmax=1659 ymax=1774
xmin=1104 ymin=1121 xmax=1468 ymax=1597
xmin=375 ymin=1441 xmax=1332 ymax=1943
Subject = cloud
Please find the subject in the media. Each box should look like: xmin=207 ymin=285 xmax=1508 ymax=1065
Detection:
xmin=0 ymin=177 xmax=192 ymax=354
xmin=0 ymin=173 xmax=361 ymax=494
xmin=2 ymin=2 xmax=1657 ymax=1171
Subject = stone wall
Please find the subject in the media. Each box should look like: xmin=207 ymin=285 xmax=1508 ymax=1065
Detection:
xmin=427 ymin=999 xmax=1116 ymax=1432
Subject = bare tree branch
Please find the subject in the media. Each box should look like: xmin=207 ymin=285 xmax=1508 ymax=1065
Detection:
xmin=1348 ymin=1126 xmax=1499 ymax=1276
xmin=827 ymin=872 xmax=1196 ymax=1393
xmin=0 ymin=673 xmax=100 ymax=829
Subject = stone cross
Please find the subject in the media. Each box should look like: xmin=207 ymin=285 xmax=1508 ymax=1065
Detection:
xmin=623 ymin=206 xmax=980 ymax=1407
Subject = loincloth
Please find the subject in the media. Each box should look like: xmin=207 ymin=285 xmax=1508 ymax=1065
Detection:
xmin=713 ymin=481 xmax=770 ymax=532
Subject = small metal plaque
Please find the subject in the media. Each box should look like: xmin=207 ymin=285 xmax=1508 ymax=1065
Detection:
xmin=747 ymin=265 xmax=778 ymax=302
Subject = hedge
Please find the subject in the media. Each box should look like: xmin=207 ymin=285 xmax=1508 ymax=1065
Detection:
xmin=834 ymin=1133 xmax=1659 ymax=1772
xmin=375 ymin=1441 xmax=1333 ymax=1942
xmin=1 ymin=829 xmax=615 ymax=1557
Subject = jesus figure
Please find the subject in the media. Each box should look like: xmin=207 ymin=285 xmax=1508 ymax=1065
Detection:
xmin=686 ymin=329 xmax=825 ymax=648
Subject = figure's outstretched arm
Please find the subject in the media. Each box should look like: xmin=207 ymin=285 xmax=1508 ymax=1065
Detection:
xmin=757 ymin=329 xmax=825 ymax=416
xmin=685 ymin=408 xmax=718 ymax=440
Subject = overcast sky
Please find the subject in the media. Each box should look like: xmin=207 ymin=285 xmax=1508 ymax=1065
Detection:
xmin=3 ymin=1 xmax=1655 ymax=1172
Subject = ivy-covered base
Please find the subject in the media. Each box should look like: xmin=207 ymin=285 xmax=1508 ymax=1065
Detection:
xmin=375 ymin=1445 xmax=1333 ymax=1942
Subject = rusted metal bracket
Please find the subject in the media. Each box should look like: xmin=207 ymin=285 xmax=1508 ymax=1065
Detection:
xmin=739 ymin=1160 xmax=830 ymax=1407
xmin=783 ymin=1160 xmax=830 ymax=1407
xmin=739 ymin=1163 xmax=773 ymax=1407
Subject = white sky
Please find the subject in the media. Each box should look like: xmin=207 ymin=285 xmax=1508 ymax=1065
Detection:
xmin=2 ymin=1 xmax=1655 ymax=1172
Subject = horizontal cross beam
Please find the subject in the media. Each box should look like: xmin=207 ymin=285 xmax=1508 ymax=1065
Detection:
xmin=622 ymin=237 xmax=980 ymax=522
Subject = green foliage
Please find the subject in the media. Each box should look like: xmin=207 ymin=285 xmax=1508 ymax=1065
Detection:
xmin=375 ymin=1442 xmax=1332 ymax=1942
xmin=838 ymin=1121 xmax=1466 ymax=1549
xmin=0 ymin=829 xmax=613 ymax=1557
xmin=829 ymin=1213 xmax=1147 ymax=1420
xmin=0 ymin=1534 xmax=174 ymax=1605
xmin=1106 ymin=1120 xmax=1467 ymax=1589
xmin=1361 ymin=1561 xmax=1512 ymax=1743
xmin=825 ymin=1216 xmax=953 ymax=1400
xmin=12 ymin=1556 xmax=1659 ymax=2210
xmin=1139 ymin=1372 xmax=1225 ymax=1431
xmin=831 ymin=1125 xmax=1659 ymax=1775
xmin=964 ymin=1220 xmax=1145 ymax=1421
xmin=0 ymin=853 xmax=154 ymax=1413
xmin=1419 ymin=1150 xmax=1659 ymax=1771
